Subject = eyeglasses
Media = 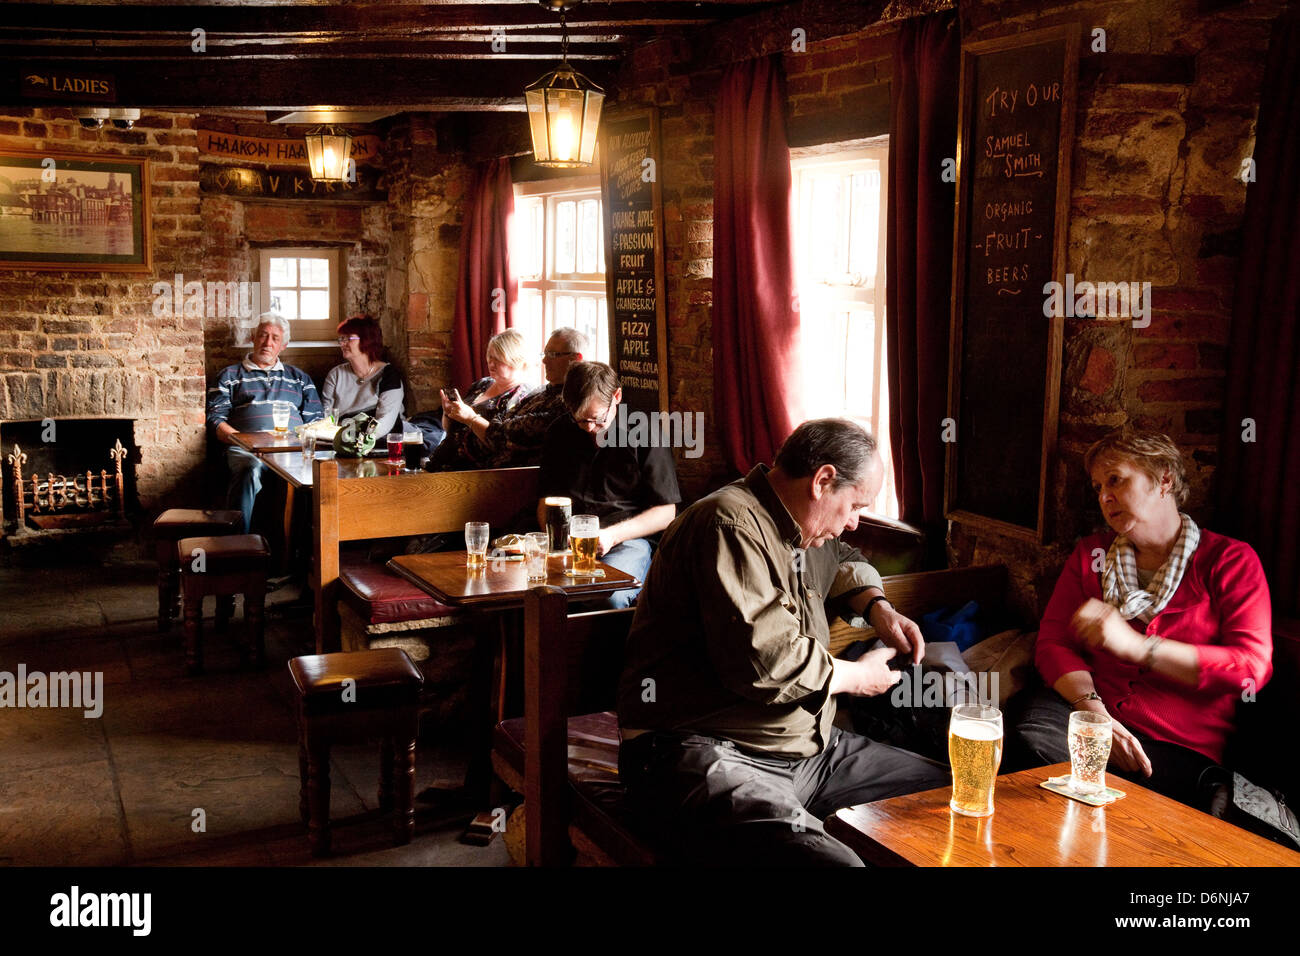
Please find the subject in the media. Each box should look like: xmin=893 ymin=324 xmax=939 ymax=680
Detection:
xmin=572 ymin=405 xmax=611 ymax=428
xmin=542 ymin=350 xmax=575 ymax=359
xmin=337 ymin=335 xmax=360 ymax=344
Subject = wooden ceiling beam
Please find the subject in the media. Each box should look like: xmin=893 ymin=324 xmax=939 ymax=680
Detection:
xmin=2 ymin=56 xmax=620 ymax=109
xmin=0 ymin=41 xmax=626 ymax=61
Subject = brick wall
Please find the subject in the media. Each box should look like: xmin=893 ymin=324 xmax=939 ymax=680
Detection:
xmin=612 ymin=0 xmax=1284 ymax=618
xmin=0 ymin=108 xmax=205 ymax=511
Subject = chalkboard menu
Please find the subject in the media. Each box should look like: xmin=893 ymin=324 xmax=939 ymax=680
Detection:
xmin=599 ymin=109 xmax=669 ymax=414
xmin=946 ymin=26 xmax=1078 ymax=542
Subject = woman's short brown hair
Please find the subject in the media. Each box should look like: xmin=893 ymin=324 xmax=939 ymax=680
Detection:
xmin=337 ymin=315 xmax=384 ymax=362
xmin=1083 ymin=428 xmax=1189 ymax=506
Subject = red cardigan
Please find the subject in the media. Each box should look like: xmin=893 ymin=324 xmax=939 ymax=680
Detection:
xmin=1036 ymin=529 xmax=1273 ymax=763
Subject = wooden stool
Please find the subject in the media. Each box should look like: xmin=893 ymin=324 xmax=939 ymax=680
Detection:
xmin=177 ymin=534 xmax=269 ymax=675
xmin=288 ymin=649 xmax=425 ymax=857
xmin=153 ymin=509 xmax=242 ymax=632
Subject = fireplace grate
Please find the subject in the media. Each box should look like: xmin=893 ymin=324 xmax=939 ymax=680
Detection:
xmin=6 ymin=439 xmax=127 ymax=533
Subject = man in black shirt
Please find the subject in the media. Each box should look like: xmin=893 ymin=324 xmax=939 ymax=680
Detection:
xmin=539 ymin=362 xmax=680 ymax=608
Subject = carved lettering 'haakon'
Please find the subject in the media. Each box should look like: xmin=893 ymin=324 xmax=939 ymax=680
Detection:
xmin=49 ymin=886 xmax=151 ymax=936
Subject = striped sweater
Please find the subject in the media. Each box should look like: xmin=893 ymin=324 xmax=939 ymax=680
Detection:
xmin=206 ymin=357 xmax=324 ymax=434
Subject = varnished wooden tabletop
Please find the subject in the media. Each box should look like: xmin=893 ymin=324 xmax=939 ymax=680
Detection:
xmin=231 ymin=430 xmax=302 ymax=454
xmin=387 ymin=550 xmax=639 ymax=608
xmin=827 ymin=762 xmax=1300 ymax=867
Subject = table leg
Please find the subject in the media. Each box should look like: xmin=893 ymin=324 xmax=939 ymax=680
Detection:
xmin=281 ymin=484 xmax=296 ymax=576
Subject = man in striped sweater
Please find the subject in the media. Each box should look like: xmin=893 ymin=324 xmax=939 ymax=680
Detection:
xmin=206 ymin=313 xmax=323 ymax=532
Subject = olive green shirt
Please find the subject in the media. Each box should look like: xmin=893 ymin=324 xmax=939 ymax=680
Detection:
xmin=616 ymin=465 xmax=885 ymax=757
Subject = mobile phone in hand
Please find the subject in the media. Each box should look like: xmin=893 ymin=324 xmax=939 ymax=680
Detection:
xmin=444 ymin=387 xmax=461 ymax=403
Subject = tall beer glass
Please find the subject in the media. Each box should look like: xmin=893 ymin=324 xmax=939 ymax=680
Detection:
xmin=948 ymin=704 xmax=1003 ymax=817
xmin=569 ymin=514 xmax=600 ymax=574
xmin=1067 ymin=711 xmax=1112 ymax=795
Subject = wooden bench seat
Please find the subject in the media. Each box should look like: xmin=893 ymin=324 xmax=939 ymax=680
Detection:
xmin=312 ymin=459 xmax=540 ymax=652
xmin=501 ymin=564 xmax=1014 ymax=866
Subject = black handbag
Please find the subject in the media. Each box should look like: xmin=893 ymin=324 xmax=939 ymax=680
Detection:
xmin=1203 ymin=767 xmax=1300 ymax=851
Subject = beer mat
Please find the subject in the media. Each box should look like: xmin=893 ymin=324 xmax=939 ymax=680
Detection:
xmin=1041 ymin=774 xmax=1126 ymax=806
xmin=563 ymin=568 xmax=606 ymax=578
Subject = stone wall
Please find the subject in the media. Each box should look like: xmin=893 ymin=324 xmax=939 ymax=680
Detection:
xmin=0 ymin=108 xmax=205 ymax=510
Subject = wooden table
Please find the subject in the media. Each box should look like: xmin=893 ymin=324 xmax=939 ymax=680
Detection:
xmin=231 ymin=430 xmax=302 ymax=454
xmin=388 ymin=549 xmax=640 ymax=809
xmin=826 ymin=762 xmax=1300 ymax=867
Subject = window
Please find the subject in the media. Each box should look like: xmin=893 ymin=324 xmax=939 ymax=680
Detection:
xmin=513 ymin=177 xmax=610 ymax=382
xmin=791 ymin=143 xmax=899 ymax=518
xmin=256 ymin=247 xmax=342 ymax=345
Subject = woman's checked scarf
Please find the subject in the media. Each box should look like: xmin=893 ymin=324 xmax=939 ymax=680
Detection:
xmin=1102 ymin=513 xmax=1200 ymax=623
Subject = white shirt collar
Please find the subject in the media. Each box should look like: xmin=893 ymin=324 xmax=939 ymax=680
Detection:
xmin=242 ymin=353 xmax=284 ymax=372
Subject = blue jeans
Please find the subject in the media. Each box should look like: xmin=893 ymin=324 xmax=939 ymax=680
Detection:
xmin=225 ymin=446 xmax=266 ymax=534
xmin=600 ymin=537 xmax=653 ymax=609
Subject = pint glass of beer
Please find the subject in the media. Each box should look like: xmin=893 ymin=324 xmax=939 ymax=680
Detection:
xmin=1067 ymin=710 xmax=1112 ymax=795
xmin=569 ymin=514 xmax=600 ymax=574
xmin=948 ymin=704 xmax=1003 ymax=817
xmin=543 ymin=497 xmax=572 ymax=554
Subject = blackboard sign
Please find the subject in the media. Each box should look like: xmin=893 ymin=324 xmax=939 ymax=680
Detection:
xmin=946 ymin=26 xmax=1078 ymax=542
xmin=599 ymin=109 xmax=669 ymax=414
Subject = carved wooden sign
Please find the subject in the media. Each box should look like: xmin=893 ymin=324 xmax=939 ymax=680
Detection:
xmin=197 ymin=130 xmax=384 ymax=168
xmin=198 ymin=163 xmax=387 ymax=202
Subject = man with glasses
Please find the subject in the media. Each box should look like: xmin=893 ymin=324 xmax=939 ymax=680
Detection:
xmin=538 ymin=361 xmax=680 ymax=608
xmin=443 ymin=327 xmax=586 ymax=467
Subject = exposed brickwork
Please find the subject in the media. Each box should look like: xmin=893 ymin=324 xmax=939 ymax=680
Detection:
xmin=0 ymin=109 xmax=204 ymax=510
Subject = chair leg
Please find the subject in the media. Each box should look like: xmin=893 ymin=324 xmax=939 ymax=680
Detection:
xmin=297 ymin=724 xmax=310 ymax=825
xmin=393 ymin=734 xmax=416 ymax=846
xmin=244 ymin=590 xmax=266 ymax=669
xmin=182 ymin=592 xmax=204 ymax=675
xmin=306 ymin=737 xmax=332 ymax=857
xmin=215 ymin=594 xmax=234 ymax=633
xmin=378 ymin=737 xmax=395 ymax=811
xmin=157 ymin=565 xmax=177 ymax=633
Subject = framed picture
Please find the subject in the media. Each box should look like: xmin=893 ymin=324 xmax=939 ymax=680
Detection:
xmin=0 ymin=148 xmax=152 ymax=272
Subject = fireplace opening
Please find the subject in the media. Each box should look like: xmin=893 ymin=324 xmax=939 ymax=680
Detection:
xmin=1 ymin=418 xmax=139 ymax=538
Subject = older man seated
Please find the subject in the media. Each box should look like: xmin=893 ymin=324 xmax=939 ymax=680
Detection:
xmin=206 ymin=312 xmax=323 ymax=532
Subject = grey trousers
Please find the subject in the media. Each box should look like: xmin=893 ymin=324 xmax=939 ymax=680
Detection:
xmin=619 ymin=727 xmax=950 ymax=866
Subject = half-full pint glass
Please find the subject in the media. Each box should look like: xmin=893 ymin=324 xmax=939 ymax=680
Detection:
xmin=948 ymin=704 xmax=1003 ymax=817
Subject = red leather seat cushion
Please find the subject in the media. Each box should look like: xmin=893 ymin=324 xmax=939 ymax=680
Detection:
xmin=339 ymin=555 xmax=458 ymax=626
xmin=494 ymin=711 xmax=659 ymax=866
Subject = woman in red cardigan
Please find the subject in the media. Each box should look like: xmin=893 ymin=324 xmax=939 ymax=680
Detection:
xmin=1009 ymin=429 xmax=1272 ymax=808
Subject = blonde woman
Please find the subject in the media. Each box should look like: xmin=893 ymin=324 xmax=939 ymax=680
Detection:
xmin=428 ymin=328 xmax=534 ymax=470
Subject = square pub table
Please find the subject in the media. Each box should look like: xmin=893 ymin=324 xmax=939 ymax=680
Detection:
xmin=387 ymin=549 xmax=640 ymax=809
xmin=826 ymin=762 xmax=1300 ymax=867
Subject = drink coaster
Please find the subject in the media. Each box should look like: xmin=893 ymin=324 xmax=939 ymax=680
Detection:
xmin=1041 ymin=774 xmax=1126 ymax=806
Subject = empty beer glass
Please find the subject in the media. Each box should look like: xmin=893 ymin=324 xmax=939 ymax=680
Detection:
xmin=948 ymin=704 xmax=1003 ymax=817
xmin=524 ymin=532 xmax=550 ymax=583
xmin=1068 ymin=711 xmax=1112 ymax=795
xmin=271 ymin=402 xmax=291 ymax=433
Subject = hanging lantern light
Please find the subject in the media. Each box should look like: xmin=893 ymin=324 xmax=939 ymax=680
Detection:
xmin=525 ymin=0 xmax=604 ymax=168
xmin=304 ymin=125 xmax=354 ymax=182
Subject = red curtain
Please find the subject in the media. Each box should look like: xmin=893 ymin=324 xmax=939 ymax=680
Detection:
xmin=886 ymin=12 xmax=959 ymax=534
xmin=713 ymin=55 xmax=803 ymax=473
xmin=451 ymin=157 xmax=516 ymax=388
xmin=1215 ymin=13 xmax=1300 ymax=618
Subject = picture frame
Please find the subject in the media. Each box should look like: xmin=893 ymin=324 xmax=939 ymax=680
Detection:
xmin=0 ymin=148 xmax=152 ymax=273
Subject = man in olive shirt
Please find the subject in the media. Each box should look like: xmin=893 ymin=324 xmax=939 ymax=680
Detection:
xmin=616 ymin=419 xmax=948 ymax=865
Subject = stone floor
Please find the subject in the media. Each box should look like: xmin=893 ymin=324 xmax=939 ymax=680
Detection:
xmin=0 ymin=542 xmax=511 ymax=867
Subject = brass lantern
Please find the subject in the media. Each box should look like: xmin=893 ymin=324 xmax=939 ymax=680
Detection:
xmin=304 ymin=126 xmax=354 ymax=182
xmin=525 ymin=0 xmax=604 ymax=168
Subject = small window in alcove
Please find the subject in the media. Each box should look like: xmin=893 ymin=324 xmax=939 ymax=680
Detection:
xmin=254 ymin=247 xmax=342 ymax=346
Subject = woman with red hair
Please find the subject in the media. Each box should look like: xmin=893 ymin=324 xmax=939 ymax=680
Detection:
xmin=321 ymin=315 xmax=406 ymax=435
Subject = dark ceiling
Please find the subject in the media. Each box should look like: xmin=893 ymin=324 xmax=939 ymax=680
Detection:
xmin=1 ymin=1 xmax=803 ymax=111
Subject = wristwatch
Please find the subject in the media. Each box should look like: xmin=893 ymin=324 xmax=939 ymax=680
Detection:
xmin=863 ymin=595 xmax=892 ymax=622
xmin=1070 ymin=691 xmax=1102 ymax=708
